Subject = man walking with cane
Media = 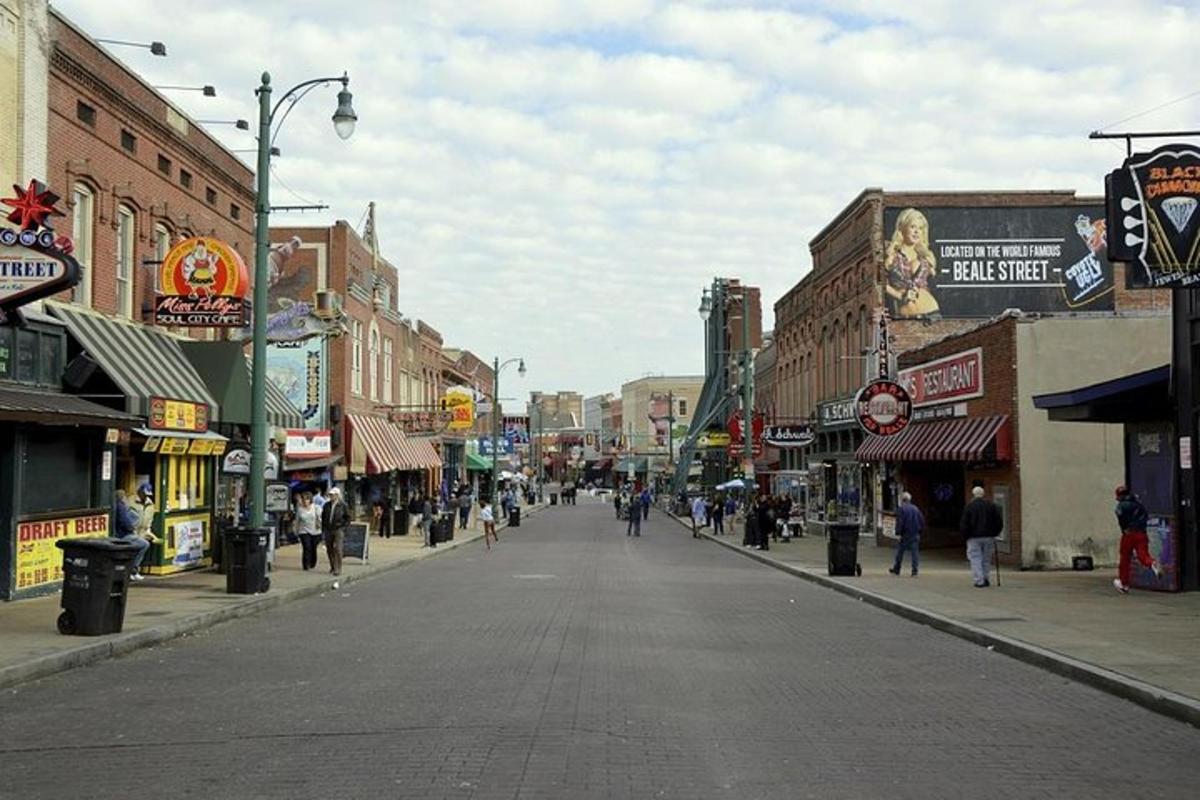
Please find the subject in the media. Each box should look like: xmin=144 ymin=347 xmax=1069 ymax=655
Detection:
xmin=960 ymin=485 xmax=1003 ymax=587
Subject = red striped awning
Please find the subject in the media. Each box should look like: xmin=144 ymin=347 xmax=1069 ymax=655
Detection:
xmin=397 ymin=435 xmax=442 ymax=470
xmin=346 ymin=413 xmax=407 ymax=474
xmin=856 ymin=415 xmax=1011 ymax=463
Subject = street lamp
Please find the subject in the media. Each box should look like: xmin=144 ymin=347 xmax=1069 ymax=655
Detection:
xmin=155 ymin=84 xmax=217 ymax=97
xmin=198 ymin=119 xmax=250 ymax=130
xmin=490 ymin=356 xmax=525 ymax=512
xmin=95 ymin=38 xmax=167 ymax=56
xmin=247 ymin=70 xmax=357 ymax=528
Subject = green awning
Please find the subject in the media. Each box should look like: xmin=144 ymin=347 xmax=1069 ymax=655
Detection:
xmin=466 ymin=452 xmax=496 ymax=471
xmin=179 ymin=340 xmax=303 ymax=429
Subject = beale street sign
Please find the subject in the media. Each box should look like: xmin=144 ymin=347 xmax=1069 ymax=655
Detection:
xmin=0 ymin=180 xmax=80 ymax=319
xmin=897 ymin=348 xmax=984 ymax=409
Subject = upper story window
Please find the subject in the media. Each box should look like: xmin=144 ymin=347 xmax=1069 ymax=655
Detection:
xmin=70 ymin=184 xmax=94 ymax=308
xmin=120 ymin=129 xmax=137 ymax=154
xmin=383 ymin=337 xmax=394 ymax=403
xmin=0 ymin=324 xmax=64 ymax=389
xmin=230 ymin=203 xmax=240 ymax=221
xmin=116 ymin=205 xmax=136 ymax=319
xmin=678 ymin=399 xmax=687 ymax=417
xmin=351 ymin=320 xmax=364 ymax=396
xmin=180 ymin=169 xmax=193 ymax=190
xmin=205 ymin=187 xmax=217 ymax=205
xmin=157 ymin=154 xmax=172 ymax=175
xmin=75 ymin=100 xmax=95 ymax=127
xmin=154 ymin=224 xmax=172 ymax=293
xmin=368 ymin=324 xmax=380 ymax=401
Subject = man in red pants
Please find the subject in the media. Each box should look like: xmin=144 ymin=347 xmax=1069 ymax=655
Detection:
xmin=1113 ymin=485 xmax=1162 ymax=594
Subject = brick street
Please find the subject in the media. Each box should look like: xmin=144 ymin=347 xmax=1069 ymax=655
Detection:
xmin=2 ymin=501 xmax=1198 ymax=800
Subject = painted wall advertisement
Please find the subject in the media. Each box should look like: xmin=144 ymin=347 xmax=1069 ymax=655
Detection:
xmin=649 ymin=393 xmax=671 ymax=446
xmin=883 ymin=205 xmax=1114 ymax=319
xmin=14 ymin=512 xmax=109 ymax=591
xmin=267 ymin=337 xmax=326 ymax=430
xmin=171 ymin=519 xmax=206 ymax=567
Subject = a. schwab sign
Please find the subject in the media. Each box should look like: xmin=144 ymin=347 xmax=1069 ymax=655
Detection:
xmin=897 ymin=348 xmax=984 ymax=409
xmin=883 ymin=205 xmax=1114 ymax=319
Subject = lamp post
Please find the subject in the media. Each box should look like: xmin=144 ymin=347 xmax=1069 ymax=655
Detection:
xmin=489 ymin=356 xmax=526 ymax=511
xmin=248 ymin=71 xmax=357 ymax=528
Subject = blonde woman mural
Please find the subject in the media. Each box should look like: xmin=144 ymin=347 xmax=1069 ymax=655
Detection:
xmin=885 ymin=208 xmax=941 ymax=318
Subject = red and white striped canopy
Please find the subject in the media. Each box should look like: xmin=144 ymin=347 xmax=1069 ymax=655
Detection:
xmin=856 ymin=415 xmax=1011 ymax=463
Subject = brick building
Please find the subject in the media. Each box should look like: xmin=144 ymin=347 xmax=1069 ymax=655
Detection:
xmin=47 ymin=8 xmax=254 ymax=320
xmin=774 ymin=187 xmax=1171 ymax=539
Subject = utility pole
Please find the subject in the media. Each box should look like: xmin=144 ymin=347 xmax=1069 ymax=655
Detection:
xmin=741 ymin=285 xmax=754 ymax=485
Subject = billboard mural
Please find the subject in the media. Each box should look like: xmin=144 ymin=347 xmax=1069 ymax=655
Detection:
xmin=883 ymin=206 xmax=1114 ymax=318
xmin=648 ymin=393 xmax=671 ymax=446
xmin=266 ymin=337 xmax=326 ymax=430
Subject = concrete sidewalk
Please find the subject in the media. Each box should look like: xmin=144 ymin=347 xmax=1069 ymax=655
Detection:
xmin=0 ymin=503 xmax=546 ymax=690
xmin=678 ymin=515 xmax=1200 ymax=727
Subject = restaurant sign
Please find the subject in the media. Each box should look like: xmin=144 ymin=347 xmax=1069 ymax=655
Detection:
xmin=285 ymin=429 xmax=332 ymax=458
xmin=14 ymin=511 xmax=109 ymax=591
xmin=442 ymin=386 xmax=475 ymax=431
xmin=154 ymin=237 xmax=249 ymax=326
xmin=762 ymin=424 xmax=815 ymax=448
xmin=1106 ymin=143 xmax=1200 ymax=288
xmin=855 ymin=379 xmax=913 ymax=437
xmin=148 ymin=396 xmax=209 ymax=432
xmin=817 ymin=397 xmax=858 ymax=430
xmin=897 ymin=348 xmax=983 ymax=409
xmin=0 ymin=179 xmax=80 ymax=320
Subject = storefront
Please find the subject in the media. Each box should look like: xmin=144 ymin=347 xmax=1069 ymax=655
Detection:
xmin=0 ymin=313 xmax=139 ymax=600
xmin=345 ymin=413 xmax=441 ymax=524
xmin=808 ymin=396 xmax=872 ymax=534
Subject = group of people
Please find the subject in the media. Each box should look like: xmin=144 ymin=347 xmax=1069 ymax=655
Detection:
xmin=686 ymin=492 xmax=797 ymax=546
xmin=619 ymin=486 xmax=653 ymax=536
xmin=291 ymin=488 xmax=351 ymax=578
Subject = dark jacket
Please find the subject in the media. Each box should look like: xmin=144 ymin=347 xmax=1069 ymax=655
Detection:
xmin=321 ymin=498 xmax=350 ymax=533
xmin=1115 ymin=495 xmax=1149 ymax=532
xmin=114 ymin=500 xmax=137 ymax=538
xmin=895 ymin=502 xmax=925 ymax=538
xmin=960 ymin=497 xmax=1002 ymax=539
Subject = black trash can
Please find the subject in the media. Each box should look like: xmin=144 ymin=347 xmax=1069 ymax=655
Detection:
xmin=393 ymin=508 xmax=410 ymax=537
xmin=508 ymin=506 xmax=521 ymax=527
xmin=826 ymin=523 xmax=861 ymax=576
xmin=55 ymin=538 xmax=140 ymax=636
xmin=438 ymin=512 xmax=455 ymax=543
xmin=224 ymin=526 xmax=271 ymax=594
xmin=549 ymin=494 xmax=558 ymax=506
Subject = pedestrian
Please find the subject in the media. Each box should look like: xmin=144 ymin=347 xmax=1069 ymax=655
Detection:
xmin=756 ymin=496 xmax=772 ymax=551
xmin=421 ymin=494 xmax=435 ymax=547
xmin=959 ymin=485 xmax=1003 ymax=587
xmin=320 ymin=487 xmax=349 ymax=578
xmin=888 ymin=492 xmax=924 ymax=577
xmin=640 ymin=487 xmax=651 ymax=521
xmin=704 ymin=496 xmax=714 ymax=528
xmin=480 ymin=498 xmax=497 ymax=550
xmin=294 ymin=491 xmax=321 ymax=571
xmin=131 ymin=482 xmax=159 ymax=552
xmin=371 ymin=501 xmax=384 ymax=539
xmin=458 ymin=490 xmax=472 ymax=530
xmin=743 ymin=497 xmax=759 ymax=548
xmin=712 ymin=495 xmax=725 ymax=536
xmin=614 ymin=491 xmax=623 ymax=519
xmin=627 ymin=495 xmax=642 ymax=537
xmin=408 ymin=493 xmax=422 ymax=536
xmin=1113 ymin=485 xmax=1162 ymax=594
xmin=691 ymin=494 xmax=706 ymax=538
xmin=114 ymin=489 xmax=150 ymax=581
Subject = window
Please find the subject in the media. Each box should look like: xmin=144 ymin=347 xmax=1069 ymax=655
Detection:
xmin=205 ymin=187 xmax=217 ymax=205
xmin=351 ymin=320 xmax=363 ymax=395
xmin=120 ymin=129 xmax=137 ymax=153
xmin=70 ymin=184 xmax=94 ymax=307
xmin=368 ymin=323 xmax=380 ymax=401
xmin=383 ymin=337 xmax=394 ymax=403
xmin=180 ymin=169 xmax=193 ymax=189
xmin=75 ymin=100 xmax=95 ymax=126
xmin=229 ymin=203 xmax=240 ymax=221
xmin=678 ymin=399 xmax=687 ymax=417
xmin=157 ymin=154 xmax=172 ymax=175
xmin=20 ymin=428 xmax=96 ymax=515
xmin=154 ymin=224 xmax=171 ymax=295
xmin=116 ymin=205 xmax=135 ymax=318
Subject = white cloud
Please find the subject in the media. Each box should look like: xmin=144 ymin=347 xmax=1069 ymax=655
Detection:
xmin=49 ymin=0 xmax=1200 ymax=400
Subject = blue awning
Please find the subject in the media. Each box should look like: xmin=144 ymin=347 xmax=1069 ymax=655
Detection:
xmin=1032 ymin=365 xmax=1170 ymax=423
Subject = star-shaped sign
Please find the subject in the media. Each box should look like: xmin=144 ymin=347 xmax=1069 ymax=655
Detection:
xmin=2 ymin=179 xmax=64 ymax=231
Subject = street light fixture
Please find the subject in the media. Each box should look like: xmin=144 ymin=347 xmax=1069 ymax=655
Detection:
xmin=198 ymin=119 xmax=250 ymax=130
xmin=247 ymin=70 xmax=357 ymax=528
xmin=155 ymin=84 xmax=217 ymax=97
xmin=490 ymin=356 xmax=526 ymax=513
xmin=95 ymin=38 xmax=167 ymax=56
xmin=698 ymin=290 xmax=712 ymax=322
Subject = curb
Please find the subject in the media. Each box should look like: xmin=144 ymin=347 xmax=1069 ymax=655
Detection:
xmin=668 ymin=513 xmax=1200 ymax=729
xmin=0 ymin=504 xmax=548 ymax=692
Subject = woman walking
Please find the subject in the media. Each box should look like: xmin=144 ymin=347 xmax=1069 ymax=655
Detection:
xmin=294 ymin=492 xmax=321 ymax=571
xmin=480 ymin=498 xmax=497 ymax=550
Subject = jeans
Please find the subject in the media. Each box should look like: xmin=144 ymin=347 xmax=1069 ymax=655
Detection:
xmin=627 ymin=513 xmax=641 ymax=536
xmin=459 ymin=507 xmax=470 ymax=529
xmin=123 ymin=535 xmax=150 ymax=572
xmin=299 ymin=533 xmax=321 ymax=570
xmin=966 ymin=537 xmax=994 ymax=585
xmin=642 ymin=503 xmax=649 ymax=520
xmin=324 ymin=529 xmax=344 ymax=575
xmin=713 ymin=514 xmax=724 ymax=535
xmin=893 ymin=534 xmax=920 ymax=574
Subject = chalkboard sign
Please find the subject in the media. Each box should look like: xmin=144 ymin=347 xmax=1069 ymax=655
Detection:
xmin=343 ymin=522 xmax=369 ymax=561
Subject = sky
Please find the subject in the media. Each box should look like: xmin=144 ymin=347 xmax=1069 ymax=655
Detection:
xmin=53 ymin=0 xmax=1200 ymax=401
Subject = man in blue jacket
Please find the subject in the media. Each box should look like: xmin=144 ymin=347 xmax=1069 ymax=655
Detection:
xmin=888 ymin=491 xmax=924 ymax=577
xmin=113 ymin=490 xmax=150 ymax=581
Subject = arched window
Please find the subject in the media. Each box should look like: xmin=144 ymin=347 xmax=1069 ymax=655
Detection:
xmin=368 ymin=322 xmax=380 ymax=401
xmin=831 ymin=321 xmax=842 ymax=395
xmin=116 ymin=205 xmax=136 ymax=318
xmin=71 ymin=183 xmax=95 ymax=307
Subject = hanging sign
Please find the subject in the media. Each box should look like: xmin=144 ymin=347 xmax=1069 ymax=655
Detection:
xmin=0 ymin=179 xmax=80 ymax=319
xmin=897 ymin=348 xmax=984 ymax=408
xmin=148 ymin=396 xmax=209 ymax=432
xmin=154 ymin=237 xmax=249 ymax=326
xmin=390 ymin=409 xmax=454 ymax=434
xmin=1107 ymin=143 xmax=1200 ymax=288
xmin=285 ymin=429 xmax=332 ymax=458
xmin=222 ymin=448 xmax=278 ymax=478
xmin=856 ymin=379 xmax=913 ymax=437
xmin=441 ymin=386 xmax=475 ymax=431
xmin=762 ymin=424 xmax=815 ymax=448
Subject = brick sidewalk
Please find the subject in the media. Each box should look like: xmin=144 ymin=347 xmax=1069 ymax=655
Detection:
xmin=0 ymin=503 xmax=545 ymax=689
xmin=680 ymin=514 xmax=1200 ymax=723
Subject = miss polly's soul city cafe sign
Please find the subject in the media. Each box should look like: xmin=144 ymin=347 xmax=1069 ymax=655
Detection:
xmin=154 ymin=237 xmax=249 ymax=326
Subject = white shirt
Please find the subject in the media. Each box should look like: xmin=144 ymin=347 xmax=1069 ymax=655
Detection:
xmin=480 ymin=505 xmax=494 ymax=523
